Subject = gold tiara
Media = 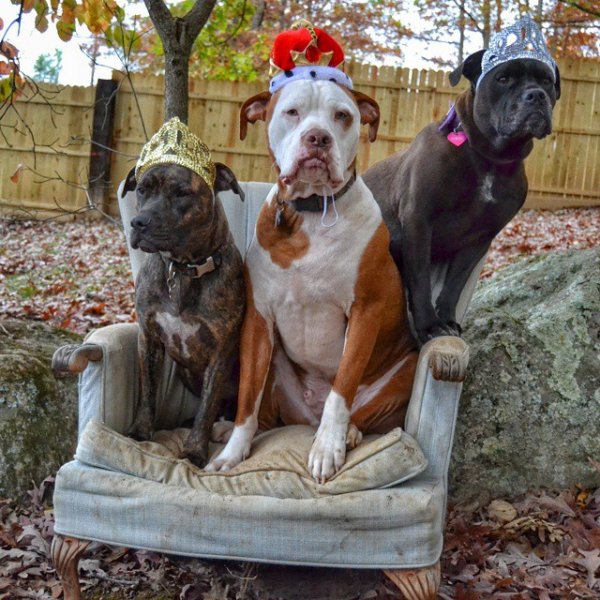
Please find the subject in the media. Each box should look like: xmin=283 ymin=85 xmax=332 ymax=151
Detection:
xmin=135 ymin=117 xmax=216 ymax=188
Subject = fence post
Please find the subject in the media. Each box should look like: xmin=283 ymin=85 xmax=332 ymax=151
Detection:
xmin=88 ymin=79 xmax=119 ymax=215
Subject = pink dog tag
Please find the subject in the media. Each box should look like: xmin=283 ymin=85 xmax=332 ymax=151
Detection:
xmin=447 ymin=131 xmax=468 ymax=147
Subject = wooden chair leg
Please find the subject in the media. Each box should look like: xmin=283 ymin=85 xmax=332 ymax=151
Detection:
xmin=51 ymin=534 xmax=90 ymax=600
xmin=383 ymin=561 xmax=441 ymax=600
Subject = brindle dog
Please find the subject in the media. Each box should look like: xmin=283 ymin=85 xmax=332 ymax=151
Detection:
xmin=122 ymin=162 xmax=245 ymax=467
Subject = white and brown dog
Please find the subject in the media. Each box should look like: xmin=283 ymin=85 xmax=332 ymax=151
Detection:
xmin=207 ymin=26 xmax=417 ymax=482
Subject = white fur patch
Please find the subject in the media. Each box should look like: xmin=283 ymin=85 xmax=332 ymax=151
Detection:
xmin=479 ymin=174 xmax=496 ymax=204
xmin=155 ymin=311 xmax=200 ymax=361
xmin=308 ymin=390 xmax=350 ymax=482
xmin=205 ymin=415 xmax=258 ymax=472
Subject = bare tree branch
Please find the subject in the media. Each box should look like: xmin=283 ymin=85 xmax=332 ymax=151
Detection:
xmin=182 ymin=0 xmax=219 ymax=49
xmin=557 ymin=0 xmax=600 ymax=18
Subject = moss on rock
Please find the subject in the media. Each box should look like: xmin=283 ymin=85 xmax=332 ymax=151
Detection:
xmin=0 ymin=320 xmax=81 ymax=499
xmin=450 ymin=248 xmax=600 ymax=503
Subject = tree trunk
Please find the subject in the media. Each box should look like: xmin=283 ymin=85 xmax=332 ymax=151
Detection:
xmin=482 ymin=0 xmax=492 ymax=46
xmin=143 ymin=0 xmax=217 ymax=125
xmin=163 ymin=19 xmax=192 ymax=123
xmin=458 ymin=0 xmax=466 ymax=64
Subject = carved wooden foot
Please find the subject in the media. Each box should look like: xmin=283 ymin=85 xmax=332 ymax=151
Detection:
xmin=426 ymin=336 xmax=470 ymax=382
xmin=51 ymin=534 xmax=90 ymax=600
xmin=52 ymin=343 xmax=103 ymax=376
xmin=384 ymin=561 xmax=441 ymax=600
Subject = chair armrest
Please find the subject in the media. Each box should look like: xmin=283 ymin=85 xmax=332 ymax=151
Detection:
xmin=77 ymin=323 xmax=140 ymax=436
xmin=52 ymin=343 xmax=103 ymax=376
xmin=77 ymin=323 xmax=200 ymax=437
xmin=404 ymin=336 xmax=469 ymax=481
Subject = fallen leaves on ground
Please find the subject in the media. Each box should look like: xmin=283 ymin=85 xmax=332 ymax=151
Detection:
xmin=0 ymin=219 xmax=135 ymax=334
xmin=1 ymin=207 xmax=599 ymax=335
xmin=1 ymin=480 xmax=599 ymax=598
xmin=481 ymin=207 xmax=600 ymax=278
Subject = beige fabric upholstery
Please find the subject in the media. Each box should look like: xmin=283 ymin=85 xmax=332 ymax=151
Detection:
xmin=76 ymin=420 xmax=428 ymax=499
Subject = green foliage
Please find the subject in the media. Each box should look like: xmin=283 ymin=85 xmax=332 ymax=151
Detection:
xmin=32 ymin=49 xmax=62 ymax=83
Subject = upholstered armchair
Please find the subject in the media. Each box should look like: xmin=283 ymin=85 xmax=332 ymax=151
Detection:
xmin=51 ymin=182 xmax=477 ymax=600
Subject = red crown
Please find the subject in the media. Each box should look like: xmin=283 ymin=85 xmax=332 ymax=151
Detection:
xmin=270 ymin=20 xmax=345 ymax=76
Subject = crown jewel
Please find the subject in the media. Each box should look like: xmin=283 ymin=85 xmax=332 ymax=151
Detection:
xmin=477 ymin=14 xmax=555 ymax=89
xmin=136 ymin=117 xmax=216 ymax=187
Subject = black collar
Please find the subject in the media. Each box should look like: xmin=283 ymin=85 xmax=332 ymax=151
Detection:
xmin=290 ymin=172 xmax=357 ymax=212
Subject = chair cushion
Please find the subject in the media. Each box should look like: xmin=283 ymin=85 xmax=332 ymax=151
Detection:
xmin=76 ymin=420 xmax=427 ymax=499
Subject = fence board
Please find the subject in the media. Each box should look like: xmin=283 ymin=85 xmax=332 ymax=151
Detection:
xmin=1 ymin=57 xmax=599 ymax=217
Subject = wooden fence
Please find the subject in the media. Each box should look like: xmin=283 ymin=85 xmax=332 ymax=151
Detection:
xmin=1 ymin=57 xmax=599 ymax=217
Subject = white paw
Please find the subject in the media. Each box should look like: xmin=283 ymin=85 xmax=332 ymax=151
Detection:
xmin=211 ymin=420 xmax=234 ymax=443
xmin=204 ymin=445 xmax=248 ymax=472
xmin=308 ymin=422 xmax=348 ymax=483
xmin=346 ymin=422 xmax=363 ymax=450
xmin=204 ymin=421 xmax=255 ymax=472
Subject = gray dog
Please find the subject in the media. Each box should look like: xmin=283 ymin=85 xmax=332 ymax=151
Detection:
xmin=364 ymin=16 xmax=560 ymax=346
xmin=122 ymin=130 xmax=245 ymax=467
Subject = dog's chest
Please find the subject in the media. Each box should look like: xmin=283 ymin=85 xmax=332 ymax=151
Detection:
xmin=154 ymin=311 xmax=207 ymax=367
xmin=250 ymin=197 xmax=380 ymax=376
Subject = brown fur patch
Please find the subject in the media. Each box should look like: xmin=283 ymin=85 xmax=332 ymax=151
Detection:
xmin=331 ymin=223 xmax=416 ymax=406
xmin=351 ymin=352 xmax=418 ymax=434
xmin=255 ymin=192 xmax=310 ymax=268
xmin=235 ymin=268 xmax=274 ymax=425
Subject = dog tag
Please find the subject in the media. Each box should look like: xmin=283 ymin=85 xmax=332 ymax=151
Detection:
xmin=447 ymin=131 xmax=468 ymax=147
xmin=275 ymin=206 xmax=285 ymax=227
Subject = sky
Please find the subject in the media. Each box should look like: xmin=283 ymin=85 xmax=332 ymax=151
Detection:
xmin=2 ymin=2 xmax=476 ymax=87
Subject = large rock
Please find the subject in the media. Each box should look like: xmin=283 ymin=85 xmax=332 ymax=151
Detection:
xmin=450 ymin=248 xmax=600 ymax=503
xmin=0 ymin=320 xmax=81 ymax=499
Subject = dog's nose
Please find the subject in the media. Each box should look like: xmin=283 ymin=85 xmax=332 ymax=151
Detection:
xmin=302 ymin=128 xmax=332 ymax=149
xmin=131 ymin=214 xmax=151 ymax=230
xmin=523 ymin=88 xmax=546 ymax=105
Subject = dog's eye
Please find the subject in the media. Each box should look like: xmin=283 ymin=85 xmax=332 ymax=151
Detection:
xmin=137 ymin=186 xmax=145 ymax=196
xmin=542 ymin=77 xmax=552 ymax=85
xmin=286 ymin=108 xmax=299 ymax=117
xmin=335 ymin=111 xmax=350 ymax=121
xmin=496 ymin=75 xmax=509 ymax=84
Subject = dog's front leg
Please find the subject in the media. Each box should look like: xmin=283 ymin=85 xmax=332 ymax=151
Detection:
xmin=205 ymin=296 xmax=274 ymax=472
xmin=184 ymin=355 xmax=229 ymax=468
xmin=435 ymin=242 xmax=491 ymax=333
xmin=129 ymin=326 xmax=163 ymax=441
xmin=400 ymin=215 xmax=447 ymax=345
xmin=309 ymin=297 xmax=384 ymax=483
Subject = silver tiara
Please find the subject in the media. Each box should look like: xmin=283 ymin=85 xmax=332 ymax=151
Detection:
xmin=477 ymin=14 xmax=556 ymax=89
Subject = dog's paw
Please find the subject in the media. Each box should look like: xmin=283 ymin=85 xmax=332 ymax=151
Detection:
xmin=308 ymin=422 xmax=348 ymax=484
xmin=204 ymin=424 xmax=254 ymax=472
xmin=211 ymin=420 xmax=235 ymax=443
xmin=127 ymin=410 xmax=153 ymax=441
xmin=205 ymin=444 xmax=249 ymax=472
xmin=183 ymin=434 xmax=209 ymax=469
xmin=345 ymin=422 xmax=363 ymax=450
xmin=416 ymin=321 xmax=459 ymax=346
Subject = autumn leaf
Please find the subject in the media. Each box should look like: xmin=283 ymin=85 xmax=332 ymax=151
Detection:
xmin=10 ymin=163 xmax=25 ymax=183
xmin=56 ymin=19 xmax=75 ymax=42
xmin=0 ymin=40 xmax=19 ymax=59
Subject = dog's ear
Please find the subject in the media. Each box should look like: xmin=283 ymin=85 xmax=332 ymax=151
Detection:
xmin=352 ymin=90 xmax=380 ymax=143
xmin=121 ymin=166 xmax=137 ymax=198
xmin=449 ymin=49 xmax=486 ymax=87
xmin=553 ymin=64 xmax=561 ymax=100
xmin=240 ymin=91 xmax=271 ymax=141
xmin=213 ymin=162 xmax=245 ymax=202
